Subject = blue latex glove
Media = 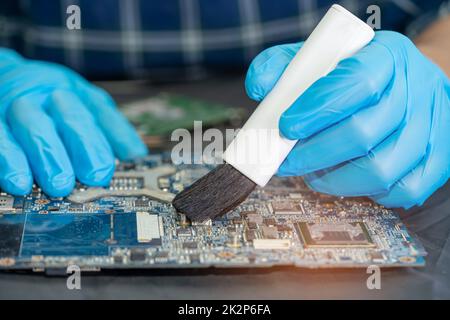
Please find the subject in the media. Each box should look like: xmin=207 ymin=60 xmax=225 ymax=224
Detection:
xmin=0 ymin=49 xmax=148 ymax=197
xmin=245 ymin=31 xmax=450 ymax=209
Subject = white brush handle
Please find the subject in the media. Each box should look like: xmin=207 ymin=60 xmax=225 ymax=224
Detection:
xmin=223 ymin=4 xmax=375 ymax=186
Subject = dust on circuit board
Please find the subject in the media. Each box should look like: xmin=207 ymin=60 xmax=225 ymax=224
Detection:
xmin=0 ymin=154 xmax=426 ymax=271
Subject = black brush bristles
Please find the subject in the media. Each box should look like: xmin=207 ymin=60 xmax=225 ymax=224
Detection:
xmin=172 ymin=163 xmax=256 ymax=222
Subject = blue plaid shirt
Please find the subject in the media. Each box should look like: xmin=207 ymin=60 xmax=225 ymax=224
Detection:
xmin=0 ymin=0 xmax=447 ymax=79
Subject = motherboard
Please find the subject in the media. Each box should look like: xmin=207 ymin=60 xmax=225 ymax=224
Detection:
xmin=0 ymin=154 xmax=426 ymax=272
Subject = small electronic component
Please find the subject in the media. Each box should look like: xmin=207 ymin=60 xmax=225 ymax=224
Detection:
xmin=135 ymin=198 xmax=150 ymax=208
xmin=245 ymin=230 xmax=257 ymax=241
xmin=296 ymin=222 xmax=375 ymax=248
xmin=130 ymin=249 xmax=147 ymax=262
xmin=270 ymin=201 xmax=304 ymax=214
xmin=177 ymin=228 xmax=192 ymax=237
xmin=183 ymin=242 xmax=198 ymax=249
xmin=154 ymin=251 xmax=169 ymax=263
xmin=246 ymin=213 xmax=263 ymax=224
xmin=261 ymin=226 xmax=279 ymax=239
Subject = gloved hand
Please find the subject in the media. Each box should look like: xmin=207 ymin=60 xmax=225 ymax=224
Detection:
xmin=0 ymin=49 xmax=148 ymax=197
xmin=245 ymin=31 xmax=450 ymax=209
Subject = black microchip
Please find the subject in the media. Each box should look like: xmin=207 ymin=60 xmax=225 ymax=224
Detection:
xmin=135 ymin=198 xmax=149 ymax=207
xmin=121 ymin=163 xmax=136 ymax=170
xmin=130 ymin=249 xmax=147 ymax=261
xmin=113 ymin=255 xmax=123 ymax=264
xmin=232 ymin=218 xmax=242 ymax=224
xmin=245 ymin=230 xmax=256 ymax=241
xmin=69 ymin=203 xmax=84 ymax=210
xmin=154 ymin=251 xmax=169 ymax=258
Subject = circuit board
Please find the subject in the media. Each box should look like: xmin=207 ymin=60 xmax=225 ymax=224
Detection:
xmin=0 ymin=154 xmax=426 ymax=272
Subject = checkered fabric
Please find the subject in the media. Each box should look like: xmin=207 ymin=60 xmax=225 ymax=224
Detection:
xmin=0 ymin=0 xmax=447 ymax=79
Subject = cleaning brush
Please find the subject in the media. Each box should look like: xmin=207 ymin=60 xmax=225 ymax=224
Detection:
xmin=172 ymin=4 xmax=375 ymax=222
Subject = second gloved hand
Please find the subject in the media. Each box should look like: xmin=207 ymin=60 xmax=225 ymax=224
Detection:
xmin=245 ymin=31 xmax=450 ymax=209
xmin=0 ymin=49 xmax=148 ymax=197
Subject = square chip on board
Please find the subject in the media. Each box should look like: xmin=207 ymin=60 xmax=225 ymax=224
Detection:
xmin=296 ymin=221 xmax=375 ymax=248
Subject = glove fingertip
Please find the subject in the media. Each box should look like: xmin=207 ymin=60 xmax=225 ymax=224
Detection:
xmin=279 ymin=122 xmax=300 ymax=140
xmin=245 ymin=59 xmax=282 ymax=102
xmin=279 ymin=115 xmax=309 ymax=140
xmin=244 ymin=73 xmax=265 ymax=102
xmin=245 ymin=44 xmax=300 ymax=102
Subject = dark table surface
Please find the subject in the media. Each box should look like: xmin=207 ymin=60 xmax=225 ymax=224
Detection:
xmin=0 ymin=76 xmax=449 ymax=299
